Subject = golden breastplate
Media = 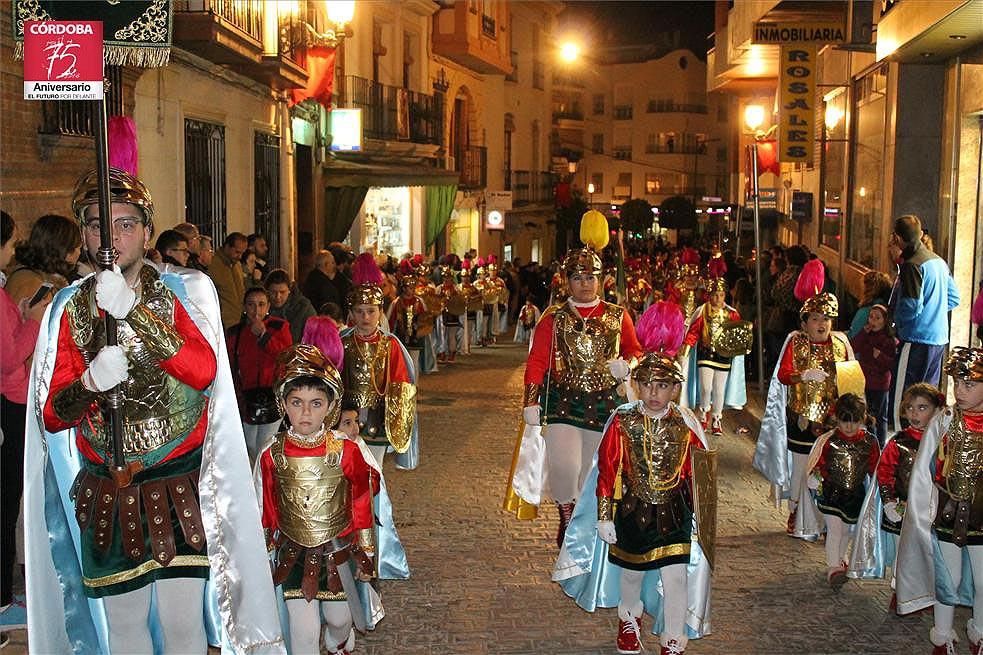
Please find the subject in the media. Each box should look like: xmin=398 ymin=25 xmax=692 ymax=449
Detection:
xmin=826 ymin=436 xmax=874 ymax=491
xmin=66 ymin=269 xmax=205 ymax=455
xmin=788 ymin=333 xmax=847 ymax=423
xmin=272 ymin=436 xmax=350 ymax=547
xmin=342 ymin=334 xmax=390 ymax=410
xmin=941 ymin=411 xmax=983 ymax=502
xmin=893 ymin=434 xmax=919 ymax=500
xmin=705 ymin=308 xmax=727 ymax=350
xmin=620 ymin=407 xmax=691 ymax=503
xmin=553 ymin=303 xmax=622 ymax=393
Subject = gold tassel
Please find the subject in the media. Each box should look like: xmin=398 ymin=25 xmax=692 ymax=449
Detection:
xmin=13 ymin=41 xmax=24 ymax=61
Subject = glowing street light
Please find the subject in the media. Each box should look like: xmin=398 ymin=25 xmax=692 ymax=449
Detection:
xmin=744 ymin=104 xmax=765 ymax=132
xmin=560 ymin=41 xmax=581 ymax=63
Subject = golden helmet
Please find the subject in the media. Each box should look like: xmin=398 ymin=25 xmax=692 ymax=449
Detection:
xmin=274 ymin=344 xmax=344 ymax=428
xmin=632 ymin=352 xmax=685 ymax=384
xmin=800 ymin=291 xmax=839 ymax=319
xmin=945 ymin=346 xmax=983 ymax=382
xmin=72 ymin=167 xmax=155 ymax=232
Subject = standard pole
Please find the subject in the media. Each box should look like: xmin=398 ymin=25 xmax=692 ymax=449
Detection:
xmin=750 ymin=142 xmax=766 ymax=397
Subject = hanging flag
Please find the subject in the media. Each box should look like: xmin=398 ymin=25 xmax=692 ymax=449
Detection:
xmin=12 ymin=1 xmax=172 ymax=68
xmin=755 ymin=140 xmax=781 ymax=176
xmin=291 ymin=46 xmax=336 ymax=108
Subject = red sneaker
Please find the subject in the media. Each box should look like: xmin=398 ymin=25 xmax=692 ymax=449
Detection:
xmin=827 ymin=563 xmax=848 ymax=590
xmin=932 ymin=642 xmax=957 ymax=655
xmin=711 ymin=416 xmax=723 ymax=435
xmin=616 ymin=616 xmax=642 ymax=654
xmin=661 ymin=638 xmax=686 ymax=655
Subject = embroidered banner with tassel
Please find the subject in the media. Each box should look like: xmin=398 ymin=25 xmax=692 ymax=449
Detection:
xmin=12 ymin=0 xmax=172 ymax=68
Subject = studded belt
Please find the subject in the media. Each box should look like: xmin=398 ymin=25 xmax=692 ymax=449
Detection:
xmin=71 ymin=468 xmax=205 ymax=565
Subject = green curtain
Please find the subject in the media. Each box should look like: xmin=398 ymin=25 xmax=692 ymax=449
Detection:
xmin=323 ymin=186 xmax=369 ymax=244
xmin=424 ymin=184 xmax=458 ymax=248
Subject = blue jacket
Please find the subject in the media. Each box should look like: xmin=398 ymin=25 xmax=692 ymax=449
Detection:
xmin=892 ymin=243 xmax=959 ymax=345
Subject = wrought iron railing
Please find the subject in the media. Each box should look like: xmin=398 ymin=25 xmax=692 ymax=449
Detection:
xmin=512 ymin=170 xmax=556 ymax=205
xmin=457 ymin=145 xmax=487 ymax=189
xmin=40 ymin=67 xmax=123 ymax=137
xmin=646 ymin=100 xmax=708 ymax=114
xmin=613 ymin=105 xmax=633 ymax=120
xmin=335 ymin=76 xmax=443 ymax=145
xmin=173 ymin=0 xmax=263 ymax=42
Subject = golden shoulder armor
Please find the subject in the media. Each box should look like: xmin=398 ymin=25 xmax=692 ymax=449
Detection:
xmin=713 ymin=320 xmax=753 ymax=358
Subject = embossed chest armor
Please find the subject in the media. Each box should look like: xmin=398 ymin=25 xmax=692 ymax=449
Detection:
xmin=827 ymin=434 xmax=875 ymax=491
xmin=65 ymin=267 xmax=204 ymax=456
xmin=620 ymin=407 xmax=691 ymax=503
xmin=941 ymin=411 xmax=983 ymax=502
xmin=705 ymin=307 xmax=727 ymax=351
xmin=892 ymin=433 xmax=920 ymax=500
xmin=553 ymin=302 xmax=623 ymax=393
xmin=341 ymin=333 xmax=390 ymax=411
xmin=788 ymin=333 xmax=847 ymax=423
xmin=271 ymin=436 xmax=350 ymax=547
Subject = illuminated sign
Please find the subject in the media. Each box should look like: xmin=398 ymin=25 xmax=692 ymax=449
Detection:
xmin=752 ymin=21 xmax=846 ymax=45
xmin=329 ymin=108 xmax=362 ymax=152
xmin=485 ymin=209 xmax=504 ymax=230
xmin=23 ymin=21 xmax=103 ymax=100
xmin=778 ymin=45 xmax=816 ymax=164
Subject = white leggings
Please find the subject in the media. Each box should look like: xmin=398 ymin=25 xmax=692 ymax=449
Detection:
xmin=697 ymin=366 xmax=728 ymax=419
xmin=102 ymin=578 xmax=206 ymax=655
xmin=544 ymin=423 xmax=602 ymax=504
xmin=824 ymin=515 xmax=850 ymax=567
xmin=932 ymin=542 xmax=983 ymax=645
xmin=286 ymin=598 xmax=353 ymax=655
xmin=788 ymin=452 xmax=810 ymax=511
xmin=242 ymin=420 xmax=281 ymax=464
xmin=619 ymin=564 xmax=688 ymax=647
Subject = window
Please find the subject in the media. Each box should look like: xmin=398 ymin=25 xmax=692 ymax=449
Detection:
xmin=646 ymin=133 xmax=657 ymax=153
xmin=614 ymin=173 xmax=632 ymax=198
xmin=592 ymin=133 xmax=604 ymax=154
xmin=614 ymin=105 xmax=633 ymax=120
xmin=847 ymin=66 xmax=887 ymax=267
xmin=593 ymin=93 xmax=605 ymax=115
xmin=254 ymin=132 xmax=280 ymax=269
xmin=506 ymin=48 xmax=518 ymax=82
xmin=402 ymin=31 xmax=418 ymax=89
xmin=504 ymin=114 xmax=514 ymax=190
xmin=184 ymin=118 xmax=227 ymax=245
xmin=532 ymin=27 xmax=544 ymax=90
xmin=820 ymin=87 xmax=848 ymax=251
xmin=41 ymin=66 xmax=124 ymax=137
xmin=645 ymin=174 xmax=662 ymax=194
xmin=716 ymin=146 xmax=727 ymax=163
xmin=591 ymin=173 xmax=603 ymax=194
xmin=613 ymin=145 xmax=632 ymax=160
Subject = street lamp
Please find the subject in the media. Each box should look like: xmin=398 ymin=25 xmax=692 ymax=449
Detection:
xmin=587 ymin=182 xmax=595 ymax=208
xmin=560 ymin=41 xmax=581 ymax=64
xmin=280 ymin=0 xmax=355 ymax=49
xmin=744 ymin=103 xmax=767 ymax=396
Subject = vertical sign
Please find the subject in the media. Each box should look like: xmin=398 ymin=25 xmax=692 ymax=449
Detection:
xmin=778 ymin=44 xmax=816 ymax=164
xmin=23 ymin=21 xmax=103 ymax=100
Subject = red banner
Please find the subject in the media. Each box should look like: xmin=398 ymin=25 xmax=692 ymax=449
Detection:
xmin=291 ymin=46 xmax=336 ymax=108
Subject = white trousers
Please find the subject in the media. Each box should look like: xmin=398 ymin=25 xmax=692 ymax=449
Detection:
xmin=788 ymin=452 xmax=810 ymax=511
xmin=544 ymin=423 xmax=602 ymax=504
xmin=102 ymin=578 xmax=206 ymax=655
xmin=697 ymin=367 xmax=728 ymax=419
xmin=824 ymin=515 xmax=850 ymax=567
xmin=933 ymin=542 xmax=983 ymax=645
xmin=619 ymin=564 xmax=688 ymax=648
xmin=285 ymin=598 xmax=353 ymax=655
xmin=242 ymin=420 xmax=281 ymax=464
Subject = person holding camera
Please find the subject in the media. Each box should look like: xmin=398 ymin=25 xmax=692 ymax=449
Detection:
xmin=227 ymin=286 xmax=293 ymax=463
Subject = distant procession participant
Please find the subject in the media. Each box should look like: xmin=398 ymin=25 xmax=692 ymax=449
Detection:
xmin=515 ymin=210 xmax=642 ymax=547
xmin=25 ymin=168 xmax=282 ymax=654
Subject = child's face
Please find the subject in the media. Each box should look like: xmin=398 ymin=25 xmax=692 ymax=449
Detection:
xmin=353 ymin=304 xmax=381 ymax=335
xmin=865 ymin=309 xmax=885 ymax=333
xmin=709 ymin=290 xmax=726 ymax=309
xmin=837 ymin=418 xmax=863 ymax=437
xmin=637 ymin=379 xmax=679 ymax=413
xmin=802 ymin=313 xmax=832 ymax=342
xmin=337 ymin=410 xmax=359 ymax=438
xmin=954 ymin=379 xmax=983 ymax=413
xmin=284 ymin=387 xmax=332 ymax=436
xmin=903 ymin=394 xmax=939 ymax=430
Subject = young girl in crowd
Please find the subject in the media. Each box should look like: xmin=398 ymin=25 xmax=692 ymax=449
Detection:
xmin=806 ymin=393 xmax=880 ymax=588
xmin=851 ymin=304 xmax=897 ymax=444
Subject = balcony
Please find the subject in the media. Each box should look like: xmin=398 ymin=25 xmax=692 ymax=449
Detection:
xmin=335 ymin=76 xmax=443 ymax=146
xmin=645 ymin=144 xmax=707 ymax=155
xmin=433 ymin=2 xmax=512 ymax=75
xmin=613 ymin=105 xmax=633 ymax=120
xmin=613 ymin=147 xmax=632 ymax=160
xmin=173 ymin=0 xmax=307 ymax=90
xmin=456 ymin=145 xmax=487 ymax=189
xmin=647 ymin=100 xmax=708 ymax=114
xmin=512 ymin=170 xmax=557 ymax=206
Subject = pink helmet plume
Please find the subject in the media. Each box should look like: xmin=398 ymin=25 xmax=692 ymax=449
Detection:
xmin=635 ymin=301 xmax=686 ymax=357
xmin=301 ymin=317 xmax=344 ymax=370
xmin=708 ymin=256 xmax=727 ymax=278
xmin=352 ymin=252 xmax=385 ymax=286
xmin=794 ymin=258 xmax=826 ymax=302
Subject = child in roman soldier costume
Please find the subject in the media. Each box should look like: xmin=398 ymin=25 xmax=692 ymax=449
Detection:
xmin=666 ymin=247 xmax=703 ymax=323
xmin=458 ymin=259 xmax=482 ymax=352
xmin=553 ymin=301 xmax=714 ymax=655
xmin=680 ymin=265 xmax=749 ymax=435
xmin=341 ymin=254 xmax=419 ymax=471
xmin=514 ymin=297 xmax=542 ymax=345
xmin=507 ymin=210 xmax=643 ymax=547
xmin=803 ymin=394 xmax=880 ymax=588
xmin=26 ymin=168 xmax=282 ymax=653
xmin=258 ymin=344 xmax=380 ymax=655
xmin=849 ymin=383 xmax=944 ymax=607
xmin=625 ymin=258 xmax=654 ymax=318
xmin=437 ymin=263 xmax=463 ymax=363
xmin=754 ymin=259 xmax=856 ymax=539
xmin=386 ymin=261 xmax=426 ymax=349
xmin=896 ymin=347 xmax=983 ymax=654
xmin=485 ymin=254 xmax=509 ymax=337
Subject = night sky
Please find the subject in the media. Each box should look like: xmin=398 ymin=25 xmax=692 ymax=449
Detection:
xmin=557 ymin=1 xmax=717 ymax=62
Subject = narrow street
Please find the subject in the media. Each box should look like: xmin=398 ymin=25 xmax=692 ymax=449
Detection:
xmin=363 ymin=342 xmax=943 ymax=655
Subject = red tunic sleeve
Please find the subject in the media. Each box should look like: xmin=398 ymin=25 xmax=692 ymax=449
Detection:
xmin=729 ymin=308 xmax=741 ymax=321
xmin=684 ymin=314 xmax=704 ymax=347
xmin=777 ymin=337 xmax=798 ymax=385
xmin=876 ymin=439 xmax=900 ymax=490
xmin=680 ymin=431 xmax=704 ymax=479
xmin=618 ymin=309 xmax=642 ymax=360
xmin=43 ymin=310 xmax=92 ymax=433
xmin=596 ymin=415 xmax=623 ymax=498
xmin=815 ymin=437 xmax=832 ymax=479
xmin=387 ymin=335 xmax=411 ymax=383
xmin=260 ymin=446 xmax=279 ymax=532
xmin=161 ymin=299 xmax=217 ymax=391
xmin=341 ymin=439 xmax=380 ymax=534
xmin=523 ymin=310 xmax=556 ymax=387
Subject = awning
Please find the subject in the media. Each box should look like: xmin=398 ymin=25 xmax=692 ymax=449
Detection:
xmin=322 ymin=157 xmax=460 ymax=188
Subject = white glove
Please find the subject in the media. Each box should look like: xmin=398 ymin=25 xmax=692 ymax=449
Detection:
xmin=523 ymin=405 xmax=541 ymax=426
xmin=806 ymin=473 xmax=821 ymax=491
xmin=607 ymin=358 xmax=630 ymax=380
xmin=82 ymin=346 xmax=129 ymax=392
xmin=883 ymin=501 xmax=903 ymax=523
xmin=95 ymin=267 xmax=137 ymax=319
xmin=800 ymin=368 xmax=829 ymax=383
xmin=597 ymin=520 xmax=617 ymax=545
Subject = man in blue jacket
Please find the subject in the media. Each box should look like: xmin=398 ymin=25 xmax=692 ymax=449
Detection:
xmin=888 ymin=214 xmax=960 ymax=431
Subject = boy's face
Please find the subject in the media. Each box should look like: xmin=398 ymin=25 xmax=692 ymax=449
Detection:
xmin=802 ymin=313 xmax=832 ymax=342
xmin=954 ymin=379 xmax=983 ymax=413
xmin=637 ymin=379 xmax=679 ymax=413
xmin=353 ymin=304 xmax=381 ymax=335
xmin=837 ymin=418 xmax=863 ymax=437
xmin=709 ymin=290 xmax=726 ymax=309
xmin=337 ymin=410 xmax=359 ymax=438
xmin=903 ymin=394 xmax=939 ymax=430
xmin=284 ymin=387 xmax=331 ymax=436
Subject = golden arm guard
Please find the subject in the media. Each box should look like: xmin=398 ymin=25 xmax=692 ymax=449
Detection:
xmin=126 ymin=302 xmax=184 ymax=361
xmin=523 ymin=383 xmax=542 ymax=407
xmin=384 ymin=381 xmax=416 ymax=454
xmin=597 ymin=496 xmax=614 ymax=522
xmin=357 ymin=527 xmax=375 ymax=553
xmin=51 ymin=379 xmax=100 ymax=424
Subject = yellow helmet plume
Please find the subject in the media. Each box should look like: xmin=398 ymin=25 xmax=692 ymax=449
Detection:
xmin=579 ymin=210 xmax=610 ymax=251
